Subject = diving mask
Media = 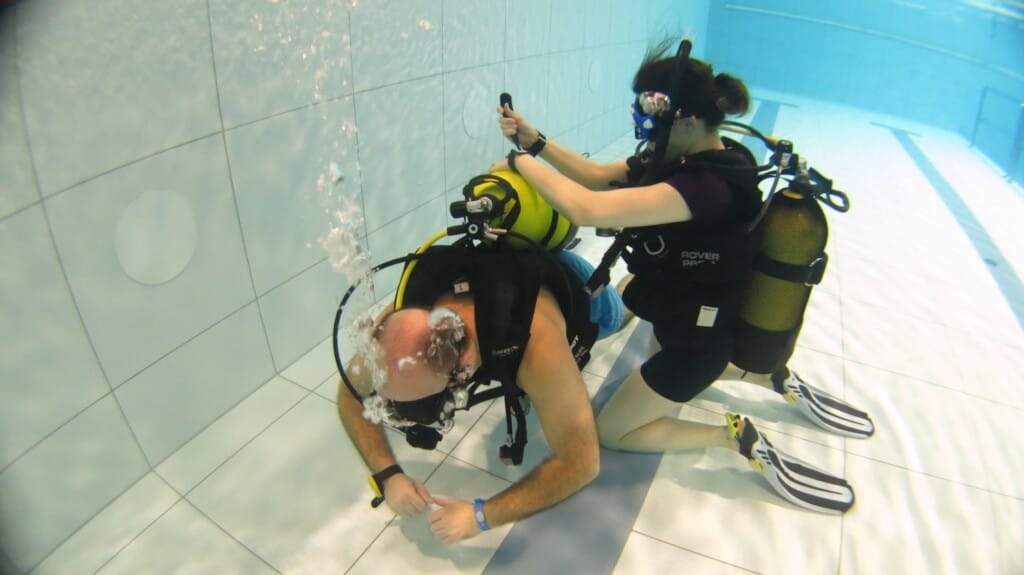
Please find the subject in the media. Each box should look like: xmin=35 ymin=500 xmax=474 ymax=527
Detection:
xmin=361 ymin=371 xmax=472 ymax=451
xmin=362 ymin=382 xmax=471 ymax=432
xmin=631 ymin=91 xmax=672 ymax=140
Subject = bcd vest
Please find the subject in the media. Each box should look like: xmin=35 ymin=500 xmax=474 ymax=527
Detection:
xmin=399 ymin=243 xmax=598 ymax=463
xmin=619 ymin=142 xmax=762 ymax=334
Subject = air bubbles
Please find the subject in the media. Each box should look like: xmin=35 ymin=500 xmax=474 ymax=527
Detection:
xmin=318 ymin=201 xmax=368 ymax=278
xmin=331 ymin=162 xmax=346 ymax=184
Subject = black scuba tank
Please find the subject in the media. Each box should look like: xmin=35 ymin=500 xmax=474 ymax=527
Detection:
xmin=732 ymin=184 xmax=829 ymax=374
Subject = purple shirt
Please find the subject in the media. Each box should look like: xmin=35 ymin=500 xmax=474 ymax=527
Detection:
xmin=663 ymin=168 xmax=734 ymax=224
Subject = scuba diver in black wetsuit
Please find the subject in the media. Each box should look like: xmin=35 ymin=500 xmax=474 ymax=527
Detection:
xmin=493 ymin=38 xmax=870 ymax=514
xmin=335 ymin=178 xmax=626 ymax=543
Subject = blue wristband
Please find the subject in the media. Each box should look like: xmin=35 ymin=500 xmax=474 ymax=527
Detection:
xmin=473 ymin=498 xmax=490 ymax=532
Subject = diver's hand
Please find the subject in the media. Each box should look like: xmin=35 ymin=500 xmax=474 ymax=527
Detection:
xmin=383 ymin=473 xmax=431 ymax=517
xmin=496 ymin=103 xmax=542 ymax=149
xmin=428 ymin=496 xmax=481 ymax=544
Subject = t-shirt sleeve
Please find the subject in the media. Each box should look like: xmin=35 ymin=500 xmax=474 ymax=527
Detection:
xmin=663 ymin=169 xmax=734 ymax=223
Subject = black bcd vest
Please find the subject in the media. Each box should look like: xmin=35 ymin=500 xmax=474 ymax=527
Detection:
xmin=399 ymin=243 xmax=598 ymax=463
xmin=619 ymin=139 xmax=762 ymax=333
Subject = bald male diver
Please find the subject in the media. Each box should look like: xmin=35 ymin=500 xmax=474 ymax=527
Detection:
xmin=337 ymin=241 xmax=623 ymax=543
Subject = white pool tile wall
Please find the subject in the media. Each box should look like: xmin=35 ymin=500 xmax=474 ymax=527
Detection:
xmin=2 ymin=2 xmax=1022 ymax=574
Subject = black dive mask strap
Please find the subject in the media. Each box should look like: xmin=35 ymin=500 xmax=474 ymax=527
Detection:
xmin=388 ymin=388 xmax=453 ymax=426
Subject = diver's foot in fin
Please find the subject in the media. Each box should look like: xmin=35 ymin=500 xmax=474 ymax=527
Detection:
xmin=772 ymin=370 xmax=875 ymax=438
xmin=726 ymin=413 xmax=855 ymax=514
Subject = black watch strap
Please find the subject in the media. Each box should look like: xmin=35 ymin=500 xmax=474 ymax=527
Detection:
xmin=525 ymin=131 xmax=547 ymax=156
xmin=506 ymin=149 xmax=529 ymax=174
xmin=369 ymin=464 xmax=404 ymax=508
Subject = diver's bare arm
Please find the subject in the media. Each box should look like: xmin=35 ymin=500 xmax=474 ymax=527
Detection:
xmin=515 ymin=152 xmax=693 ymax=228
xmin=478 ymin=313 xmax=600 ymax=526
xmin=338 ymin=357 xmax=433 ymax=516
xmin=337 ymin=352 xmax=401 ymax=473
xmin=336 ymin=298 xmax=400 ymax=472
xmin=536 ymin=139 xmax=629 ymax=191
xmin=337 ymin=377 xmax=399 ymax=474
xmin=498 ymin=105 xmax=627 ymax=189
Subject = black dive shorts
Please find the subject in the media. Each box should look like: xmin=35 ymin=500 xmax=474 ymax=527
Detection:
xmin=640 ymin=323 xmax=734 ymax=403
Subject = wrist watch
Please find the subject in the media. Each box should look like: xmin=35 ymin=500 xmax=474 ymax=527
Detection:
xmin=368 ymin=464 xmax=404 ymax=508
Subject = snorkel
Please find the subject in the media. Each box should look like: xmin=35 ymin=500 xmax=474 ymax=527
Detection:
xmin=630 ymin=38 xmax=693 ymax=176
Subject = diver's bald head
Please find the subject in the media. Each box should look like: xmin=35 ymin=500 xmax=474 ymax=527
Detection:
xmin=373 ymin=307 xmax=461 ymax=401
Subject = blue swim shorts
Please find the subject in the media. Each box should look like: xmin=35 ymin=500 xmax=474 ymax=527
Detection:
xmin=554 ymin=249 xmax=625 ymax=340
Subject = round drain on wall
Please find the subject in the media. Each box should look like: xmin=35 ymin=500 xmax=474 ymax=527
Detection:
xmin=115 ymin=190 xmax=198 ymax=285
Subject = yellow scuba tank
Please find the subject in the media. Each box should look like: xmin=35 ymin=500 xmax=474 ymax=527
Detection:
xmin=732 ymin=183 xmax=830 ymax=374
xmin=460 ymin=169 xmax=577 ymax=251
xmin=397 ymin=170 xmax=576 ymax=307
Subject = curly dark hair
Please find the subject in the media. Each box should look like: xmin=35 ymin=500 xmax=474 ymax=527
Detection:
xmin=632 ymin=38 xmax=750 ymax=127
